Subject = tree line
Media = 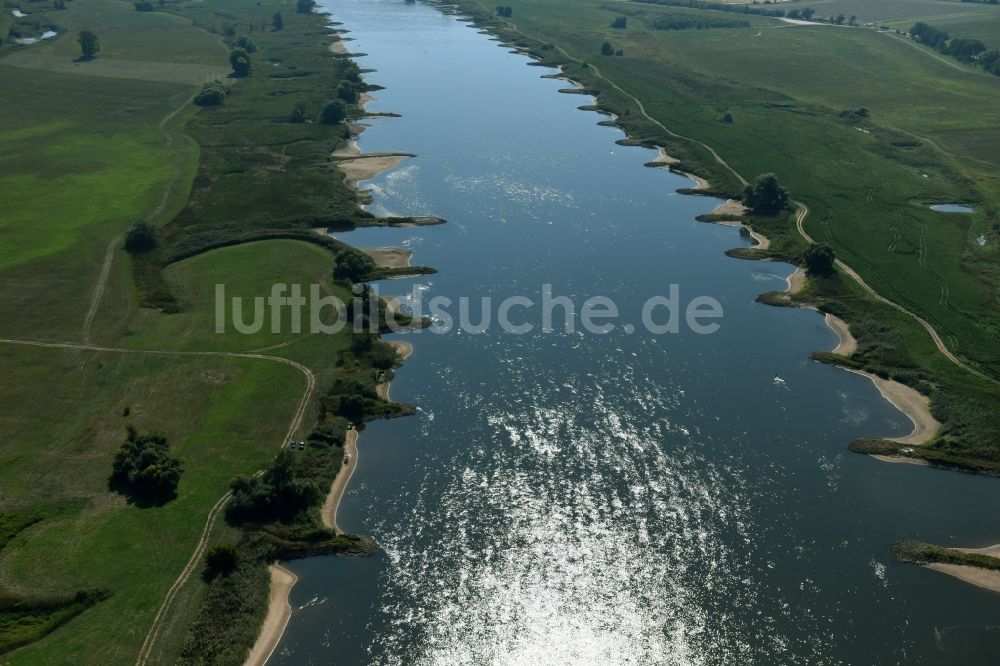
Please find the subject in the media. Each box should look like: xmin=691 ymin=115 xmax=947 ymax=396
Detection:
xmin=910 ymin=21 xmax=999 ymax=76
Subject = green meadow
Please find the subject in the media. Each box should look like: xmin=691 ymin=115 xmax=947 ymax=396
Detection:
xmin=0 ymin=0 xmax=383 ymax=661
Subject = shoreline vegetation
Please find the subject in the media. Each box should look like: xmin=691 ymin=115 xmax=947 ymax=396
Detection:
xmin=893 ymin=541 xmax=1000 ymax=594
xmin=432 ymin=0 xmax=1000 ymax=476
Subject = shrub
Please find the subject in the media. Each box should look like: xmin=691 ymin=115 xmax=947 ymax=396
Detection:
xmin=332 ymin=250 xmax=374 ymax=281
xmin=204 ymin=543 xmax=239 ymax=578
xmin=742 ymin=173 xmax=789 ymax=214
xmin=226 ymin=450 xmax=320 ymax=523
xmin=124 ymin=222 xmax=159 ymax=253
xmin=194 ymin=81 xmax=227 ymax=107
xmin=601 ymin=41 xmax=615 ymax=56
xmin=229 ymin=47 xmax=251 ymax=77
xmin=319 ymin=99 xmax=346 ymax=125
xmin=110 ymin=426 xmax=183 ymax=501
xmin=803 ymin=243 xmax=836 ymax=276
xmin=235 ymin=35 xmax=257 ymax=53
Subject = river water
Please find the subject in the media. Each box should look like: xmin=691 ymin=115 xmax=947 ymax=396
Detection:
xmin=271 ymin=1 xmax=1000 ymax=663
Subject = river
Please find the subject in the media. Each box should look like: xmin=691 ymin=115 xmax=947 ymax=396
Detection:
xmin=270 ymin=0 xmax=1000 ymax=663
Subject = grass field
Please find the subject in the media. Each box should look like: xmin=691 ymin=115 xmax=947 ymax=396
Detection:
xmin=447 ymin=0 xmax=1000 ymax=467
xmin=783 ymin=0 xmax=1000 ymax=24
xmin=0 ymin=0 xmax=388 ymax=661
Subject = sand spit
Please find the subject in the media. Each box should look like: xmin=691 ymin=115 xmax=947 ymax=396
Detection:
xmin=244 ymin=564 xmax=298 ymax=666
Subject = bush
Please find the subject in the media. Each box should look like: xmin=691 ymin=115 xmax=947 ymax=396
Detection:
xmin=319 ymin=99 xmax=346 ymax=125
xmin=226 ymin=450 xmax=321 ymax=524
xmin=204 ymin=543 xmax=239 ymax=578
xmin=290 ymin=100 xmax=307 ymax=123
xmin=721 ymin=110 xmax=734 ymax=123
xmin=742 ymin=173 xmax=789 ymax=214
xmin=110 ymin=426 xmax=183 ymax=501
xmin=332 ymin=250 xmax=374 ymax=281
xmin=124 ymin=222 xmax=158 ymax=253
xmin=235 ymin=35 xmax=257 ymax=53
xmin=336 ymin=81 xmax=359 ymax=104
xmin=229 ymin=48 xmax=251 ymax=77
xmin=194 ymin=81 xmax=227 ymax=107
xmin=601 ymin=41 xmax=615 ymax=56
xmin=803 ymin=243 xmax=836 ymax=276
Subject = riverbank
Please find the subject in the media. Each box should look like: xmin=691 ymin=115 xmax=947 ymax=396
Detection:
xmin=894 ymin=541 xmax=1000 ymax=594
xmin=244 ymin=564 xmax=298 ymax=666
xmin=439 ymin=0 xmax=1000 ymax=475
xmin=322 ymin=340 xmax=413 ymax=533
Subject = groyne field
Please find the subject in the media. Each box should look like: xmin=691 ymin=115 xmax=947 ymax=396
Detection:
xmin=0 ymin=0 xmax=419 ymax=662
xmin=444 ymin=0 xmax=1000 ymax=472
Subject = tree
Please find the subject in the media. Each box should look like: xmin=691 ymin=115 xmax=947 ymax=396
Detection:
xmin=204 ymin=543 xmax=239 ymax=578
xmin=721 ymin=110 xmax=734 ymax=123
xmin=134 ymin=1 xmax=154 ymax=10
xmin=801 ymin=7 xmax=815 ymax=20
xmin=336 ymin=81 xmax=359 ymax=103
xmin=333 ymin=250 xmax=374 ymax=281
xmin=235 ymin=35 xmax=257 ymax=53
xmin=296 ymin=0 xmax=316 ymax=13
xmin=124 ymin=222 xmax=158 ymax=253
xmin=272 ymin=11 xmax=283 ymax=30
xmin=495 ymin=5 xmax=512 ymax=17
xmin=194 ymin=80 xmax=227 ymax=107
xmin=110 ymin=426 xmax=183 ymax=501
xmin=803 ymin=243 xmax=836 ymax=276
xmin=225 ymin=449 xmax=321 ymax=523
xmin=290 ymin=100 xmax=307 ymax=123
xmin=742 ymin=173 xmax=789 ymax=214
xmin=848 ymin=14 xmax=857 ymax=26
xmin=319 ymin=99 xmax=347 ymax=125
xmin=229 ymin=47 xmax=251 ymax=77
xmin=600 ymin=41 xmax=615 ymax=56
xmin=834 ymin=13 xmax=845 ymax=25
xmin=78 ymin=30 xmax=100 ymax=59
xmin=611 ymin=16 xmax=627 ymax=29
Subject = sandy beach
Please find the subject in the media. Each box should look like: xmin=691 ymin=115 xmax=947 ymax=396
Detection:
xmin=362 ymin=246 xmax=412 ymax=269
xmin=926 ymin=563 xmax=1000 ymax=593
xmin=323 ymin=341 xmax=413 ymax=530
xmin=331 ymin=140 xmax=412 ymax=189
xmin=825 ymin=313 xmax=857 ymax=356
xmin=321 ymin=429 xmax=359 ymax=533
xmin=680 ymin=171 xmax=709 ymax=190
xmin=649 ymin=146 xmax=679 ymax=166
xmin=244 ymin=564 xmax=298 ymax=666
xmin=786 ymin=266 xmax=805 ymax=295
xmin=845 ymin=368 xmax=940 ymax=446
xmin=376 ymin=340 xmax=414 ymax=401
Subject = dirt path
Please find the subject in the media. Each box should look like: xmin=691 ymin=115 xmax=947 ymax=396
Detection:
xmin=81 ymin=235 xmax=122 ymax=344
xmin=0 ymin=336 xmax=315 ymax=666
xmin=794 ymin=203 xmax=996 ymax=384
xmin=81 ymin=92 xmax=197 ymax=344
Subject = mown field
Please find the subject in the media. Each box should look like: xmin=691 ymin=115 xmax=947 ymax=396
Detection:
xmin=0 ymin=0 xmax=394 ymax=662
xmin=447 ymin=0 xmax=1000 ymax=467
